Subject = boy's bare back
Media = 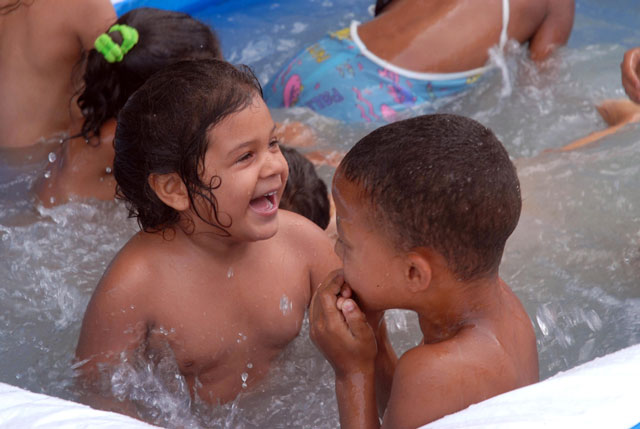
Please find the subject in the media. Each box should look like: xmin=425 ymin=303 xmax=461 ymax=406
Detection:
xmin=77 ymin=209 xmax=337 ymax=405
xmin=359 ymin=0 xmax=575 ymax=73
xmin=0 ymin=0 xmax=115 ymax=148
xmin=382 ymin=280 xmax=538 ymax=427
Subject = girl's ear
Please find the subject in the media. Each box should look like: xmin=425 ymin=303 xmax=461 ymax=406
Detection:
xmin=148 ymin=173 xmax=190 ymax=211
xmin=405 ymin=248 xmax=432 ymax=293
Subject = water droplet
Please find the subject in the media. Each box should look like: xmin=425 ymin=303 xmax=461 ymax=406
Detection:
xmin=49 ymin=197 xmax=55 ymax=204
xmin=241 ymin=372 xmax=248 ymax=382
xmin=227 ymin=267 xmax=234 ymax=279
xmin=247 ymin=363 xmax=253 ymax=369
xmin=43 ymin=171 xmax=51 ymax=179
xmin=280 ymin=293 xmax=292 ymax=316
xmin=48 ymin=152 xmax=57 ymax=163
xmin=105 ymin=166 xmax=112 ymax=174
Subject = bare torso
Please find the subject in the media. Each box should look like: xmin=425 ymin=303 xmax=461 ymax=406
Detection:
xmin=0 ymin=0 xmax=115 ymax=148
xmin=358 ymin=0 xmax=573 ymax=72
xmin=76 ymin=210 xmax=338 ymax=405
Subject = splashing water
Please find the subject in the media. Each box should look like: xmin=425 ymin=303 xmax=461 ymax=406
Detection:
xmin=279 ymin=293 xmax=293 ymax=316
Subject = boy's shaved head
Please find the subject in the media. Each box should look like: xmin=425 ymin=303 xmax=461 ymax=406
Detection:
xmin=338 ymin=113 xmax=521 ymax=281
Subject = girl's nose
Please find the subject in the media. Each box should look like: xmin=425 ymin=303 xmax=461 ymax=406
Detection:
xmin=260 ymin=149 xmax=287 ymax=179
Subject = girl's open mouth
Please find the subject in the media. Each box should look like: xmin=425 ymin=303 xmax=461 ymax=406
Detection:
xmin=249 ymin=191 xmax=278 ymax=215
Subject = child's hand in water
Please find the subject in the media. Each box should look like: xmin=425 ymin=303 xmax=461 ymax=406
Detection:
xmin=621 ymin=47 xmax=640 ymax=104
xmin=310 ymin=270 xmax=377 ymax=377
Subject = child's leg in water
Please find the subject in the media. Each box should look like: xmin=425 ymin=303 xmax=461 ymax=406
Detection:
xmin=558 ymin=99 xmax=640 ymax=152
xmin=274 ymin=120 xmax=343 ymax=167
xmin=304 ymin=149 xmax=344 ymax=168
xmin=275 ymin=120 xmax=316 ymax=147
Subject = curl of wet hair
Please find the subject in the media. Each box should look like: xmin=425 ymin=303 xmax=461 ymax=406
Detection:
xmin=279 ymin=144 xmax=330 ymax=229
xmin=76 ymin=7 xmax=222 ymax=145
xmin=338 ymin=113 xmax=522 ymax=281
xmin=114 ymin=59 xmax=262 ymax=234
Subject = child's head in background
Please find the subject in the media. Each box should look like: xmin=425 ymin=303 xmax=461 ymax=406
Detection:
xmin=78 ymin=7 xmax=222 ymax=141
xmin=279 ymin=144 xmax=330 ymax=230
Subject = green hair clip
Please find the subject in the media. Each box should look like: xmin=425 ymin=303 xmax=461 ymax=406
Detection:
xmin=94 ymin=24 xmax=139 ymax=63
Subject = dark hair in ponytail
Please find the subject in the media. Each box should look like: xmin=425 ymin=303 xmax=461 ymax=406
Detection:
xmin=76 ymin=7 xmax=222 ymax=143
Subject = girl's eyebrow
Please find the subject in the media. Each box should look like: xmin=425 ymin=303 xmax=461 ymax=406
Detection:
xmin=227 ymin=141 xmax=253 ymax=156
xmin=226 ymin=123 xmax=278 ymax=158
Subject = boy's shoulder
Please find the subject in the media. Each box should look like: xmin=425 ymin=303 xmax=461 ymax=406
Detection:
xmin=385 ymin=315 xmax=536 ymax=427
xmin=383 ymin=330 xmax=504 ymax=427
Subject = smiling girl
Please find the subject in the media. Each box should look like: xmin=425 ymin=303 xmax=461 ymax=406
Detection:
xmin=74 ymin=59 xmax=339 ymax=419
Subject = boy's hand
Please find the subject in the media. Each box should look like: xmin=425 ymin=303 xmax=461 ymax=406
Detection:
xmin=310 ymin=270 xmax=377 ymax=378
xmin=334 ymin=283 xmax=384 ymax=330
xmin=621 ymin=47 xmax=640 ymax=104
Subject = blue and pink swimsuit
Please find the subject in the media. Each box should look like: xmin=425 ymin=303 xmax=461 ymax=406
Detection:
xmin=265 ymin=0 xmax=510 ymax=123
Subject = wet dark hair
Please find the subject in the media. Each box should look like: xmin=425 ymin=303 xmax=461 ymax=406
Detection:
xmin=114 ymin=59 xmax=262 ymax=233
xmin=339 ymin=113 xmax=521 ymax=281
xmin=279 ymin=144 xmax=330 ymax=229
xmin=76 ymin=7 xmax=222 ymax=143
xmin=374 ymin=0 xmax=395 ymax=16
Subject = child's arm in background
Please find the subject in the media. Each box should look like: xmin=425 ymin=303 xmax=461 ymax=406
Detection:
xmin=528 ymin=0 xmax=575 ymax=61
xmin=275 ymin=120 xmax=317 ymax=148
xmin=553 ymin=99 xmax=640 ymax=152
xmin=621 ymin=47 xmax=640 ymax=103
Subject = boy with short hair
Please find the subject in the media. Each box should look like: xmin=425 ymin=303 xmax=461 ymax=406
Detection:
xmin=310 ymin=113 xmax=539 ymax=428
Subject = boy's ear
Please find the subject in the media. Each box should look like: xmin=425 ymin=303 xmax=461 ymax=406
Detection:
xmin=404 ymin=248 xmax=432 ymax=293
xmin=148 ymin=173 xmax=190 ymax=211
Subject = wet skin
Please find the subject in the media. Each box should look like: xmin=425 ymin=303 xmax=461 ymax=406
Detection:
xmin=310 ymin=170 xmax=539 ymax=429
xmin=75 ymin=96 xmax=340 ymax=411
xmin=0 ymin=0 xmax=116 ymax=148
xmin=358 ymin=0 xmax=575 ymax=72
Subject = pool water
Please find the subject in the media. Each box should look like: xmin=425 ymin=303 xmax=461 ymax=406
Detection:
xmin=1 ymin=0 xmax=640 ymax=427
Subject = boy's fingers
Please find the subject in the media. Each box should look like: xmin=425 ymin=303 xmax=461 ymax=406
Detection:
xmin=319 ymin=270 xmax=345 ymax=295
xmin=310 ymin=271 xmax=351 ymax=338
xmin=339 ymin=284 xmax=352 ymax=299
xmin=341 ymin=299 xmax=373 ymax=339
